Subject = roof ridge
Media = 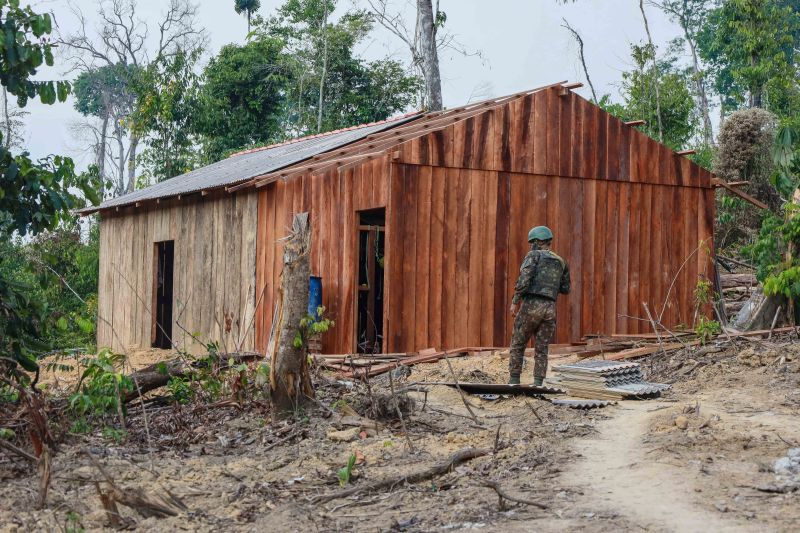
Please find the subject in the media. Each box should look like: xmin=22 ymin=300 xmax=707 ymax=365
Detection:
xmin=229 ymin=111 xmax=421 ymax=158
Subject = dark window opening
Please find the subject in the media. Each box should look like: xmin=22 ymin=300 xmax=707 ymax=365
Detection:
xmin=357 ymin=208 xmax=385 ymax=354
xmin=152 ymin=240 xmax=174 ymax=349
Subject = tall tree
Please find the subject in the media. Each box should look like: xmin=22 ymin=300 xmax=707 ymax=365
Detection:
xmin=133 ymin=48 xmax=202 ymax=183
xmin=261 ymin=0 xmax=418 ymax=137
xmin=60 ymin=0 xmax=206 ymax=195
xmin=193 ymin=37 xmax=291 ymax=162
xmin=415 ymin=0 xmax=442 ymax=111
xmin=0 ymin=0 xmax=100 ymax=377
xmin=654 ymin=0 xmax=714 ymax=146
xmin=601 ymin=44 xmax=697 ymax=151
xmin=72 ymin=64 xmax=140 ymax=197
xmin=365 ymin=0 xmax=476 ymax=111
xmin=234 ymin=0 xmax=262 ymax=33
xmin=698 ymin=0 xmax=799 ymax=111
xmin=639 ymin=0 xmax=664 ymax=143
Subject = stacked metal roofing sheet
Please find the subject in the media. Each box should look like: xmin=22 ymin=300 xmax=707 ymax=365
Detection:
xmin=549 ymin=360 xmax=670 ymax=400
xmin=83 ymin=114 xmax=419 ymax=213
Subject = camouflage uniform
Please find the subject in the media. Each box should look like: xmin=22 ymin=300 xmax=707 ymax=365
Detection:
xmin=509 ymin=246 xmax=571 ymax=381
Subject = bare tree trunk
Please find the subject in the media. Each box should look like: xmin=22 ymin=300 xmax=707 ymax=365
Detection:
xmin=97 ymin=111 xmax=109 ymax=190
xmin=2 ymin=88 xmax=10 ymax=150
xmin=269 ymin=213 xmax=314 ymax=416
xmin=316 ymin=2 xmax=330 ymax=133
xmin=683 ymin=25 xmax=713 ymax=146
xmin=115 ymin=126 xmax=126 ymax=197
xmin=561 ymin=19 xmax=597 ymax=103
xmin=127 ymin=134 xmax=139 ymax=193
xmin=416 ymin=0 xmax=442 ymax=111
xmin=639 ymin=0 xmax=663 ymax=143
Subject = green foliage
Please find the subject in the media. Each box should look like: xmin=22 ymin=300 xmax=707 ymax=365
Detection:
xmin=69 ymin=417 xmax=91 ymax=435
xmin=694 ymin=278 xmax=714 ymax=306
xmin=698 ymin=0 xmax=800 ymax=113
xmin=337 ymin=453 xmax=357 ymax=487
xmin=194 ymin=37 xmax=290 ymax=162
xmin=694 ymin=316 xmax=721 ymax=344
xmin=167 ymin=376 xmax=195 ymax=404
xmin=72 ymin=64 xmax=140 ymax=119
xmin=133 ymin=48 xmax=202 ymax=183
xmin=259 ymin=0 xmax=419 ymax=135
xmin=745 ymin=203 xmax=800 ymax=300
xmin=101 ymin=426 xmax=127 ymax=444
xmin=294 ymin=306 xmax=334 ymax=349
xmin=0 ymin=0 xmax=70 ymax=107
xmin=69 ymin=350 xmax=133 ymax=417
xmin=605 ymin=43 xmax=698 ymax=150
xmin=64 ymin=511 xmax=84 ymax=533
xmin=0 ymin=3 xmax=100 ymax=380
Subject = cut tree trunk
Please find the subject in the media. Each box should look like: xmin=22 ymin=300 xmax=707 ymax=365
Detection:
xmin=269 ymin=213 xmax=315 ymax=416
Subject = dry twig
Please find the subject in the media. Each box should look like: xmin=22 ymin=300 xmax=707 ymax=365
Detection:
xmin=481 ymin=479 xmax=549 ymax=510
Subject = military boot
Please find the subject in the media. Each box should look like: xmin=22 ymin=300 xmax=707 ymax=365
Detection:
xmin=533 ymin=377 xmax=544 ymax=387
xmin=509 ymin=374 xmax=521 ymax=385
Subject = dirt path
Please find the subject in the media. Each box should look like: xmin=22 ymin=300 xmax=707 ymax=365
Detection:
xmin=565 ymin=401 xmax=748 ymax=533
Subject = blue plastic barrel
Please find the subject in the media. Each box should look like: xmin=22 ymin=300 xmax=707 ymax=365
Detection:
xmin=308 ymin=276 xmax=323 ymax=320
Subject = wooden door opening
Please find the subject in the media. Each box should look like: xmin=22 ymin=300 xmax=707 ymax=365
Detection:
xmin=152 ymin=240 xmax=174 ymax=349
xmin=356 ymin=209 xmax=385 ymax=354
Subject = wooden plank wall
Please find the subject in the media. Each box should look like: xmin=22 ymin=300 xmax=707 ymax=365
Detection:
xmin=395 ymin=87 xmax=715 ymax=189
xmin=254 ymin=158 xmax=391 ymax=353
xmin=250 ymin=85 xmax=717 ymax=354
xmin=383 ymin=166 xmax=715 ymax=352
xmin=97 ymin=192 xmax=258 ymax=353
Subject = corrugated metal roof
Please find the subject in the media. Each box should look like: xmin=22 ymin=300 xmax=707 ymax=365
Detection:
xmin=87 ymin=113 xmax=419 ymax=212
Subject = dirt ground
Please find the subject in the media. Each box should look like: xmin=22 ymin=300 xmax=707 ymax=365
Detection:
xmin=2 ymin=339 xmax=800 ymax=532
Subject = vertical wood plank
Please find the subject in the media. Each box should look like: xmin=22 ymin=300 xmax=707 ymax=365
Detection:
xmin=533 ymin=92 xmax=548 ymax=174
xmin=400 ymin=165 xmax=418 ymax=352
xmin=428 ymin=166 xmax=445 ymax=349
xmin=454 ymin=169 xmax=472 ymax=348
xmin=414 ymin=166 xmax=432 ymax=349
xmin=480 ymin=170 xmax=497 ymax=346
xmin=493 ymin=172 xmax=510 ymax=346
xmin=442 ymin=167 xmax=458 ymax=348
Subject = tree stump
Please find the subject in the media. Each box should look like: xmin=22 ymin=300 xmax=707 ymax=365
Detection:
xmin=269 ymin=213 xmax=315 ymax=416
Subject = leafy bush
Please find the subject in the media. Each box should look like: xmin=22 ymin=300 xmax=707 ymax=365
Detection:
xmin=69 ymin=350 xmax=133 ymax=417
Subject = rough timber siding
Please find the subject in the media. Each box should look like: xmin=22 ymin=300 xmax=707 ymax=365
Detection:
xmin=252 ymin=87 xmax=716 ymax=354
xmin=382 ymin=87 xmax=715 ymax=351
xmin=383 ymin=166 xmax=715 ymax=352
xmin=254 ymin=157 xmax=391 ymax=354
xmin=97 ymin=192 xmax=257 ymax=353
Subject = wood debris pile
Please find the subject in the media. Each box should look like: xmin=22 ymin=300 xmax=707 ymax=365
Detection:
xmin=720 ymin=272 xmax=758 ymax=317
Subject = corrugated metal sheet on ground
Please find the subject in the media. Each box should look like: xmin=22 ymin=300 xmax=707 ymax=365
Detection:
xmin=87 ymin=114 xmax=419 ymax=212
xmin=551 ymin=399 xmax=616 ymax=409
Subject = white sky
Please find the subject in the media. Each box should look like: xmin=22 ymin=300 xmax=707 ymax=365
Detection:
xmin=22 ymin=0 xmax=681 ymax=168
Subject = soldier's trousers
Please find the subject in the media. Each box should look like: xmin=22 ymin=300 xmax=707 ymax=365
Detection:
xmin=509 ymin=297 xmax=556 ymax=380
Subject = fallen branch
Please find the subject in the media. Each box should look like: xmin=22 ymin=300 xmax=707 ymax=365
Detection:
xmin=312 ymin=447 xmax=491 ymax=503
xmin=120 ymin=352 xmax=261 ymax=403
xmin=0 ymin=438 xmax=38 ymax=463
xmin=481 ymin=479 xmax=549 ymax=510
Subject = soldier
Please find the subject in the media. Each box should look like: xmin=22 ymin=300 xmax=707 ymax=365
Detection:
xmin=508 ymin=226 xmax=570 ymax=386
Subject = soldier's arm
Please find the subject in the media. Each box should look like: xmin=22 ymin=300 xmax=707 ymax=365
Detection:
xmin=512 ymin=252 xmax=538 ymax=304
xmin=559 ymin=263 xmax=571 ymax=294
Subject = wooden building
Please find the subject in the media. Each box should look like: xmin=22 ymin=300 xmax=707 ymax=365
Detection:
xmin=84 ymin=82 xmax=720 ymax=355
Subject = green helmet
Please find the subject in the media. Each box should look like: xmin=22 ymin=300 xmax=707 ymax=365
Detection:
xmin=528 ymin=226 xmax=553 ymax=243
